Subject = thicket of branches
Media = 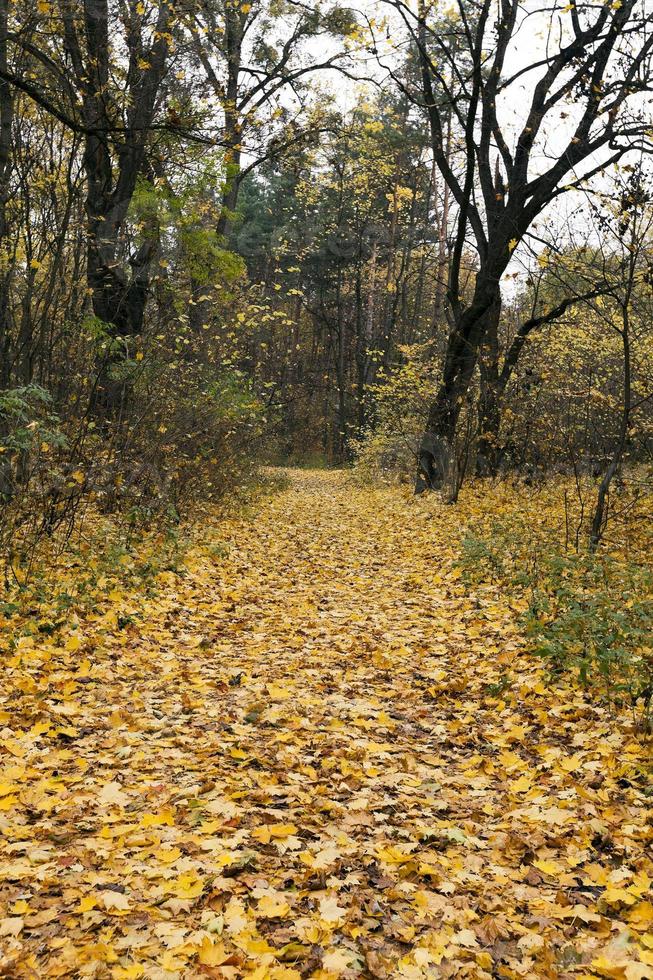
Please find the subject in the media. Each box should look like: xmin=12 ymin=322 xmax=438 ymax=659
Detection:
xmin=1 ymin=0 xmax=653 ymax=569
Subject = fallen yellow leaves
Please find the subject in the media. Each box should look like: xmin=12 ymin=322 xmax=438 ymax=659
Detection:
xmin=251 ymin=823 xmax=298 ymax=843
xmin=256 ymin=893 xmax=291 ymax=918
xmin=0 ymin=470 xmax=650 ymax=978
xmin=197 ymin=935 xmax=230 ymax=966
xmin=140 ymin=808 xmax=175 ymax=828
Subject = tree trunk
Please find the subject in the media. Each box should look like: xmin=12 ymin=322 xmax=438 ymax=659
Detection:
xmin=335 ymin=323 xmax=348 ymax=460
xmin=476 ymin=295 xmax=502 ymax=475
xmin=84 ymin=151 xmax=159 ymax=417
xmin=59 ymin=0 xmax=169 ymax=418
xmin=356 ymin=240 xmax=377 ymax=431
xmin=216 ymin=2 xmax=243 ymax=239
xmin=87 ymin=232 xmax=154 ymax=417
xmin=0 ymin=0 xmax=13 ymax=501
xmin=217 ymin=162 xmax=241 ymax=238
xmin=432 ymin=112 xmax=451 ymax=332
xmin=589 ymin=318 xmax=631 ymax=550
xmin=416 ymin=283 xmax=500 ymax=492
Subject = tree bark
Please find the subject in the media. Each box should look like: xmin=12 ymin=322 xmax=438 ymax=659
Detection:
xmin=215 ymin=0 xmax=244 ymax=238
xmin=432 ymin=112 xmax=451 ymax=331
xmin=589 ymin=325 xmax=630 ymax=550
xmin=59 ymin=0 xmax=170 ymax=416
xmin=0 ymin=0 xmax=13 ymax=500
xmin=416 ymin=282 xmax=500 ymax=491
xmin=476 ymin=295 xmax=502 ymax=475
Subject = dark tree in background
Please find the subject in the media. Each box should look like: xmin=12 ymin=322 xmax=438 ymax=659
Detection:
xmin=380 ymin=0 xmax=653 ymax=493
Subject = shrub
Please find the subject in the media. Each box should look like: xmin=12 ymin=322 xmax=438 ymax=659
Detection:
xmin=524 ymin=553 xmax=653 ymax=725
xmin=354 ymin=343 xmax=438 ymax=482
xmin=0 ymin=364 xmax=265 ymax=581
xmin=0 ymin=385 xmax=84 ymax=577
xmin=457 ymin=522 xmax=653 ymax=729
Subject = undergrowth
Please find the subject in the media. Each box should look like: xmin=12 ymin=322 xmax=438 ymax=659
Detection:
xmin=0 ymin=467 xmax=289 ymax=624
xmin=457 ymin=505 xmax=653 ymax=731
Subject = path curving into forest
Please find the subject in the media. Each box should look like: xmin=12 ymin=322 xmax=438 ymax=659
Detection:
xmin=0 ymin=470 xmax=651 ymax=978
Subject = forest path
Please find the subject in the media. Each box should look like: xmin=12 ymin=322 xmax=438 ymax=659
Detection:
xmin=1 ymin=470 xmax=651 ymax=979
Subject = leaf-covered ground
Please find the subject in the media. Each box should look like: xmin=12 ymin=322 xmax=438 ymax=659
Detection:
xmin=0 ymin=470 xmax=651 ymax=979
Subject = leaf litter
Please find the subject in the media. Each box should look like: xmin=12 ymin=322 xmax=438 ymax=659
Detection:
xmin=0 ymin=470 xmax=651 ymax=979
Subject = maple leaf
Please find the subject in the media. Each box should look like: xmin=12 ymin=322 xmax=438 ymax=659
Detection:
xmin=0 ymin=918 xmax=23 ymax=937
xmin=319 ymin=895 xmax=347 ymax=924
xmin=256 ymin=894 xmax=291 ymax=918
xmin=322 ymin=947 xmax=357 ymax=972
xmin=99 ymin=781 xmax=129 ymax=807
xmin=196 ymin=937 xmax=229 ymax=967
xmin=100 ymin=891 xmax=130 ymax=912
xmin=251 ymin=822 xmax=297 ymax=843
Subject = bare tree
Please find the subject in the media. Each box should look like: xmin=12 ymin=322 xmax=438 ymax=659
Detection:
xmin=588 ymin=170 xmax=653 ymax=548
xmin=182 ymin=0 xmax=359 ymax=235
xmin=381 ymin=0 xmax=653 ymax=493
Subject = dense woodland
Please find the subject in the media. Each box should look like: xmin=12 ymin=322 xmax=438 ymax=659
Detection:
xmin=1 ymin=0 xmax=652 ymax=539
xmin=0 ymin=3 xmax=653 ymax=976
